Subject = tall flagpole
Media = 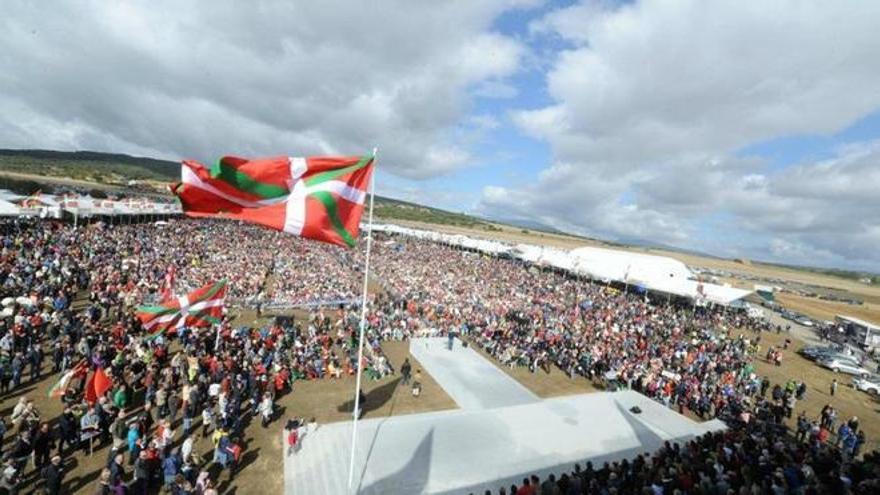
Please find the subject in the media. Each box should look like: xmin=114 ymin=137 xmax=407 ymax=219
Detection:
xmin=347 ymin=148 xmax=377 ymax=492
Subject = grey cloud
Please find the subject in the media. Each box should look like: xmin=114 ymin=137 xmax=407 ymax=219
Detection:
xmin=481 ymin=0 xmax=880 ymax=270
xmin=0 ymin=0 xmax=527 ymax=179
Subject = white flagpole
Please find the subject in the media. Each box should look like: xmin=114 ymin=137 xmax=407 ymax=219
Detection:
xmin=347 ymin=148 xmax=377 ymax=492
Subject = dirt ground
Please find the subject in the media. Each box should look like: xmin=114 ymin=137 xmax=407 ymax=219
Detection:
xmin=0 ymin=340 xmax=454 ymax=495
xmin=775 ymin=292 xmax=880 ymax=323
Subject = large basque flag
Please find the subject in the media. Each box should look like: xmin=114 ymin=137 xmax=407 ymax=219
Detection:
xmin=171 ymin=154 xmax=374 ymax=247
xmin=136 ymin=280 xmax=227 ymax=336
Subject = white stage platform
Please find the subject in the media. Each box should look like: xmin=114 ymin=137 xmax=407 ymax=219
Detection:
xmin=284 ymin=338 xmax=726 ymax=495
xmin=408 ymin=337 xmax=539 ymax=409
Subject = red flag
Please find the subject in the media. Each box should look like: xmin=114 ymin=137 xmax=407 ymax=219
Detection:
xmin=84 ymin=367 xmax=112 ymax=404
xmin=159 ymin=265 xmax=176 ymax=301
xmin=93 ymin=367 xmax=112 ymax=398
xmin=84 ymin=371 xmax=97 ymax=404
xmin=137 ymin=280 xmax=227 ymax=336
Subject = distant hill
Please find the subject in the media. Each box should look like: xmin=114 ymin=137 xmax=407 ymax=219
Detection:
xmin=753 ymin=261 xmax=879 ymax=284
xmin=372 ymin=196 xmax=489 ymax=228
xmin=0 ymin=149 xmax=178 ymax=182
xmin=488 ymin=216 xmax=572 ymax=236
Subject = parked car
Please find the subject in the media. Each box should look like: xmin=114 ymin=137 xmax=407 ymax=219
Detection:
xmin=795 ymin=316 xmax=814 ymax=327
xmin=818 ymin=356 xmax=871 ymax=376
xmin=852 ymin=374 xmax=880 ymax=395
xmin=799 ymin=345 xmax=845 ymax=361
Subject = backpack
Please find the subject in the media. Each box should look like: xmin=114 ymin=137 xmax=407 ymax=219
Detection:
xmin=229 ymin=443 xmax=242 ymax=462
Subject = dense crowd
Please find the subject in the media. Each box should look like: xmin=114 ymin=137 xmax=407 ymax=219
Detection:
xmin=0 ymin=217 xmax=877 ymax=494
xmin=367 ymin=237 xmax=769 ymax=420
xmin=0 ymin=218 xmax=389 ymax=494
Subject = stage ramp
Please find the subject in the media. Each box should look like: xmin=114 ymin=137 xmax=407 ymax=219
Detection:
xmin=408 ymin=337 xmax=539 ymax=410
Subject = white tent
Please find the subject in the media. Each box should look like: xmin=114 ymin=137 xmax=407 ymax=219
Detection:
xmin=568 ymin=246 xmax=692 ymax=289
xmin=0 ymin=200 xmax=20 ymax=217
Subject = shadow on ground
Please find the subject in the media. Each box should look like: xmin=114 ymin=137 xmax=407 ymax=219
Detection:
xmin=337 ymin=377 xmax=402 ymax=418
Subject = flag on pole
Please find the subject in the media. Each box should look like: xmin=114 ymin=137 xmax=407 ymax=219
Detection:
xmin=136 ymin=280 xmax=227 ymax=336
xmin=84 ymin=367 xmax=113 ymax=404
xmin=170 ymin=154 xmax=374 ymax=247
xmin=47 ymin=361 xmax=88 ymax=399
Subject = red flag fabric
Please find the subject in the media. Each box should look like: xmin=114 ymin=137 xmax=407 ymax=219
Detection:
xmin=84 ymin=371 xmax=97 ymax=404
xmin=170 ymin=154 xmax=374 ymax=247
xmin=93 ymin=367 xmax=112 ymax=399
xmin=84 ymin=367 xmax=113 ymax=404
xmin=159 ymin=265 xmax=176 ymax=301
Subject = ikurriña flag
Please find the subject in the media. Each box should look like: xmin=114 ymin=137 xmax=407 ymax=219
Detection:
xmin=47 ymin=360 xmax=89 ymax=399
xmin=170 ymin=154 xmax=374 ymax=247
xmin=136 ymin=280 xmax=227 ymax=336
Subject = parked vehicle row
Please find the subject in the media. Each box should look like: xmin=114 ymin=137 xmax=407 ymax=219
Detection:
xmin=798 ymin=344 xmax=845 ymax=361
xmin=780 ymin=308 xmax=816 ymax=327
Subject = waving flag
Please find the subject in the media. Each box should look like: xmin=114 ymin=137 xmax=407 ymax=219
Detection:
xmin=47 ymin=360 xmax=88 ymax=399
xmin=171 ymin=154 xmax=373 ymax=247
xmin=136 ymin=280 xmax=227 ymax=336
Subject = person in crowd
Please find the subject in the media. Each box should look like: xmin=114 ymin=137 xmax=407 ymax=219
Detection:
xmin=401 ymin=357 xmax=412 ymax=386
xmin=41 ymin=454 xmax=64 ymax=495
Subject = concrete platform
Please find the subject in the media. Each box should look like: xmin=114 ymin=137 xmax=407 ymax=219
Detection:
xmin=283 ymin=338 xmax=726 ymax=495
xmin=408 ymin=337 xmax=539 ymax=410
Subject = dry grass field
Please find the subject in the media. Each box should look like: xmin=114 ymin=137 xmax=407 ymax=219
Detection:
xmin=775 ymin=292 xmax=880 ymax=323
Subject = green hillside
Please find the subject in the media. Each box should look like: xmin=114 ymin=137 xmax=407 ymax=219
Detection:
xmin=0 ymin=149 xmax=178 ymax=183
xmin=372 ymin=196 xmax=488 ymax=228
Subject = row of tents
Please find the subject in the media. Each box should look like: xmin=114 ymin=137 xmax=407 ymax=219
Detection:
xmin=0 ymin=189 xmax=180 ymax=218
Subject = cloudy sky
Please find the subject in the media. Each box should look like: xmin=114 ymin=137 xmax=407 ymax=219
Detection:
xmin=2 ymin=0 xmax=879 ymax=272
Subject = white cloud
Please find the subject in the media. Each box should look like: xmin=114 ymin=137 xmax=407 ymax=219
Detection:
xmin=0 ymin=0 xmax=529 ymax=179
xmin=481 ymin=0 xmax=880 ymax=270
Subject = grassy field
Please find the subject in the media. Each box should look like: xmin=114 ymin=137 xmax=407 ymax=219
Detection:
xmin=775 ymin=292 xmax=880 ymax=323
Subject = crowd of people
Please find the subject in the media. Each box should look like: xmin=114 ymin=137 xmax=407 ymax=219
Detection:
xmin=0 ymin=217 xmax=877 ymax=494
xmin=0 ymin=219 xmax=419 ymax=494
